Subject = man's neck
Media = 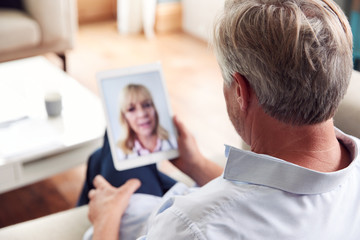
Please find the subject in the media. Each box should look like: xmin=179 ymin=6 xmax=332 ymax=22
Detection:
xmin=249 ymin=113 xmax=351 ymax=172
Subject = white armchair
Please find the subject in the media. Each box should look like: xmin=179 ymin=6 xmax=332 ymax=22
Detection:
xmin=0 ymin=0 xmax=77 ymax=71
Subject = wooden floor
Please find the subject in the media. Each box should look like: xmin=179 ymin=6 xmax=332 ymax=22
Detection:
xmin=0 ymin=21 xmax=239 ymax=228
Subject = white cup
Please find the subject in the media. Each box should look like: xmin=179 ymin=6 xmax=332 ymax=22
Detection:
xmin=44 ymin=91 xmax=62 ymax=117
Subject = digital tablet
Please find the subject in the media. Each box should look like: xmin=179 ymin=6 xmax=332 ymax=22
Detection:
xmin=97 ymin=63 xmax=179 ymax=171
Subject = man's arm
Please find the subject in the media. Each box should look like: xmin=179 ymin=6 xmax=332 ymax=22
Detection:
xmin=88 ymin=176 xmax=141 ymax=240
xmin=172 ymin=117 xmax=223 ymax=186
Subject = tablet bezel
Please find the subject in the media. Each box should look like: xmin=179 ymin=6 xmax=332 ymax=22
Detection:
xmin=96 ymin=62 xmax=179 ymax=171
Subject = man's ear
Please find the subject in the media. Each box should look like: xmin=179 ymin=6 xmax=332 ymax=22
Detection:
xmin=233 ymin=72 xmax=251 ymax=111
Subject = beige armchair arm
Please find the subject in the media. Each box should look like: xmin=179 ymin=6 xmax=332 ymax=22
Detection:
xmin=334 ymin=70 xmax=360 ymax=139
xmin=23 ymin=0 xmax=77 ymax=48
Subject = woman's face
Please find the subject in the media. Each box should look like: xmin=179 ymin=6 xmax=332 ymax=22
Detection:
xmin=123 ymin=98 xmax=156 ymax=138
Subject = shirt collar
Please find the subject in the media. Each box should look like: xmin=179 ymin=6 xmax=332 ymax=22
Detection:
xmin=133 ymin=138 xmax=162 ymax=154
xmin=223 ymin=129 xmax=359 ymax=194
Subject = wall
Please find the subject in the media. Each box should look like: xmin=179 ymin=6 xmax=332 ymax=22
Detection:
xmin=334 ymin=0 xmax=353 ymax=15
xmin=182 ymin=0 xmax=352 ymax=42
xmin=335 ymin=0 xmax=346 ymax=10
xmin=182 ymin=0 xmax=225 ymax=41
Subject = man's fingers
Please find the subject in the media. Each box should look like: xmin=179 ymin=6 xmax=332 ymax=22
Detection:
xmin=92 ymin=175 xmax=140 ymax=195
xmin=93 ymin=175 xmax=111 ymax=189
xmin=88 ymin=189 xmax=96 ymax=199
xmin=173 ymin=116 xmax=187 ymax=138
xmin=121 ymin=179 xmax=141 ymax=195
xmin=90 ymin=175 xmax=140 ymax=204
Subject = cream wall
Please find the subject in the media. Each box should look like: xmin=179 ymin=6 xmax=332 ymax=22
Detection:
xmin=182 ymin=0 xmax=349 ymax=42
xmin=182 ymin=0 xmax=224 ymax=41
xmin=334 ymin=0 xmax=347 ymax=12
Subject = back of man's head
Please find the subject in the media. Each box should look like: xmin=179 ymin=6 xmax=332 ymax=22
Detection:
xmin=213 ymin=0 xmax=353 ymax=125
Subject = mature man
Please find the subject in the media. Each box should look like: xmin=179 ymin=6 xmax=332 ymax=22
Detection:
xmin=88 ymin=0 xmax=360 ymax=239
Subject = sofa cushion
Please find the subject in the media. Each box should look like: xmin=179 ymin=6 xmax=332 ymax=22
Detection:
xmin=334 ymin=70 xmax=360 ymax=138
xmin=0 ymin=9 xmax=41 ymax=53
xmin=0 ymin=206 xmax=91 ymax=240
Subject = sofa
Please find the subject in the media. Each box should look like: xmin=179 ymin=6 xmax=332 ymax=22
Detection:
xmin=0 ymin=0 xmax=77 ymax=71
xmin=333 ymin=70 xmax=360 ymax=138
xmin=0 ymin=70 xmax=359 ymax=239
xmin=0 ymin=206 xmax=90 ymax=240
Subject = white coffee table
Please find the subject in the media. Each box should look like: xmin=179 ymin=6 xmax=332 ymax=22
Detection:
xmin=0 ymin=57 xmax=106 ymax=193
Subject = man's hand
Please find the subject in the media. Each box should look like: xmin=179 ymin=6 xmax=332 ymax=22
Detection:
xmin=172 ymin=116 xmax=223 ymax=186
xmin=88 ymin=175 xmax=141 ymax=240
xmin=172 ymin=116 xmax=207 ymax=175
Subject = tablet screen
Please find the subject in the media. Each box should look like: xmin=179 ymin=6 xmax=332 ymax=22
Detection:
xmin=97 ymin=63 xmax=178 ymax=170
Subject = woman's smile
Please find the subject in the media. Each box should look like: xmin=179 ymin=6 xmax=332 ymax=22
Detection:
xmin=138 ymin=120 xmax=152 ymax=129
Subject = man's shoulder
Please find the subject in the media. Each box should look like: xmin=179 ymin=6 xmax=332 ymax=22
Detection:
xmin=169 ymin=177 xmax=266 ymax=222
xmin=146 ymin=177 xmax=265 ymax=239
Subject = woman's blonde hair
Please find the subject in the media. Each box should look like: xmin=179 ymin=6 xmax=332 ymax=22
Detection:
xmin=117 ymin=84 xmax=169 ymax=154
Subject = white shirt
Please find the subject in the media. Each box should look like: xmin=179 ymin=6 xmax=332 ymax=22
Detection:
xmin=139 ymin=129 xmax=360 ymax=239
xmin=83 ymin=182 xmax=191 ymax=240
xmin=116 ymin=136 xmax=177 ymax=161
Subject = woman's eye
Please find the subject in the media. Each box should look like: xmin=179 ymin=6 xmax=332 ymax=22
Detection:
xmin=143 ymin=102 xmax=152 ymax=108
xmin=127 ymin=106 xmax=135 ymax=112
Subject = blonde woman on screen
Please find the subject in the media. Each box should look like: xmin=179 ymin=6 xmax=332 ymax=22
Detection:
xmin=117 ymin=84 xmax=176 ymax=160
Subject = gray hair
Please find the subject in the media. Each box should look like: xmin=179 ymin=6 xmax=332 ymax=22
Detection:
xmin=213 ymin=0 xmax=353 ymax=125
